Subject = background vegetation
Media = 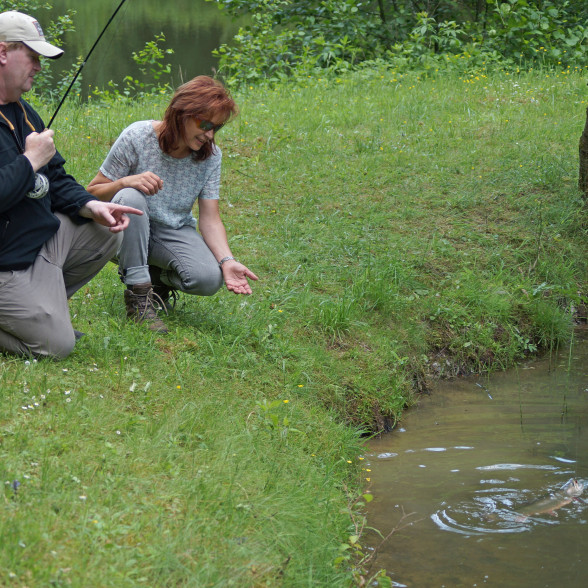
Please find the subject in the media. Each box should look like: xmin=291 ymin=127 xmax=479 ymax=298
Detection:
xmin=0 ymin=0 xmax=587 ymax=585
xmin=209 ymin=0 xmax=588 ymax=85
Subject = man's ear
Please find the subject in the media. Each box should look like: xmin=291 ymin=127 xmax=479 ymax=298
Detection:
xmin=0 ymin=43 xmax=8 ymax=65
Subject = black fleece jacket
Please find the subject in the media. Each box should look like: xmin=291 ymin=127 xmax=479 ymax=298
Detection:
xmin=0 ymin=98 xmax=96 ymax=271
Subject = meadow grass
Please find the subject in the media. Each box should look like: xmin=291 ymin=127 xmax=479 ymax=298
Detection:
xmin=1 ymin=66 xmax=587 ymax=586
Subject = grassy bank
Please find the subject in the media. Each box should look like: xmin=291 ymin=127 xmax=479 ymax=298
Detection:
xmin=1 ymin=67 xmax=587 ymax=586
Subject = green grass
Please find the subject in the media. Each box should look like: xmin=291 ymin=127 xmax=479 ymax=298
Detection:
xmin=1 ymin=66 xmax=587 ymax=585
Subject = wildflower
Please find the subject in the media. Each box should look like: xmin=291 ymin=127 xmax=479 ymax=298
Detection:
xmin=283 ymin=399 xmax=289 ymax=403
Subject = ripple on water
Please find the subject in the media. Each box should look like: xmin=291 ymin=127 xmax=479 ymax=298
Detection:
xmin=430 ymin=473 xmax=588 ymax=536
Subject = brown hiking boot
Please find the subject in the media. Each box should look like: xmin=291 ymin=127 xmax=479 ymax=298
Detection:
xmin=124 ymin=283 xmax=169 ymax=333
xmin=149 ymin=265 xmax=178 ymax=310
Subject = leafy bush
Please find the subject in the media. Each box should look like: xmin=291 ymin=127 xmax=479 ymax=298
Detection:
xmin=211 ymin=0 xmax=387 ymax=84
xmin=481 ymin=0 xmax=588 ymax=66
xmin=208 ymin=0 xmax=588 ymax=86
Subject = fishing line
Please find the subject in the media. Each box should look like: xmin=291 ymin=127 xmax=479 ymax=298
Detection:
xmin=47 ymin=0 xmax=129 ymax=128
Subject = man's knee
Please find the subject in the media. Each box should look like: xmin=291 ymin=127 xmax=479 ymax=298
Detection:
xmin=10 ymin=329 xmax=76 ymax=360
xmin=39 ymin=333 xmax=76 ymax=359
xmin=26 ymin=307 xmax=77 ymax=359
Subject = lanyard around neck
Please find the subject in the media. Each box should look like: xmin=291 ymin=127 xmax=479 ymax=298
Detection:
xmin=0 ymin=101 xmax=36 ymax=153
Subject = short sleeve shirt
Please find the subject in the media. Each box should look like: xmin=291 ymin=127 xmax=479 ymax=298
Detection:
xmin=100 ymin=121 xmax=222 ymax=229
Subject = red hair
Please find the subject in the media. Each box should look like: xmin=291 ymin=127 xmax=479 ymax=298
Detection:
xmin=158 ymin=76 xmax=238 ymax=161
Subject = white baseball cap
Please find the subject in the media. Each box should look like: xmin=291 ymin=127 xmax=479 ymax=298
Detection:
xmin=0 ymin=11 xmax=63 ymax=59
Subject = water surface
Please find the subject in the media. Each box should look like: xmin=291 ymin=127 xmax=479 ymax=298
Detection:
xmin=46 ymin=0 xmax=239 ymax=95
xmin=365 ymin=330 xmax=587 ymax=587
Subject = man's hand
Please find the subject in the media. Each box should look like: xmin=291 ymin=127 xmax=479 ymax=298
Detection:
xmin=23 ymin=130 xmax=56 ymax=171
xmin=79 ymin=199 xmax=143 ymax=233
xmin=222 ymin=260 xmax=259 ymax=295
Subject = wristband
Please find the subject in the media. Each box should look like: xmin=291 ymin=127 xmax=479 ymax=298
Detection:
xmin=219 ymin=256 xmax=236 ymax=267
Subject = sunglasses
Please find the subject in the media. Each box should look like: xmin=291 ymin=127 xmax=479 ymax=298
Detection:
xmin=195 ymin=118 xmax=225 ymax=133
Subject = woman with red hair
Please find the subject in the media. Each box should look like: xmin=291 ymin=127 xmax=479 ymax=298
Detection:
xmin=88 ymin=76 xmax=258 ymax=333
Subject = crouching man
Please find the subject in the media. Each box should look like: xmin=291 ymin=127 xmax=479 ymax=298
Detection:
xmin=0 ymin=11 xmax=141 ymax=358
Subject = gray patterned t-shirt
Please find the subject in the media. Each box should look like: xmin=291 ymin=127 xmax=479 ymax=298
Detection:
xmin=100 ymin=120 xmax=221 ymax=229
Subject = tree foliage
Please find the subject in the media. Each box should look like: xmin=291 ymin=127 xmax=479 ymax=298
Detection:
xmin=208 ymin=0 xmax=588 ymax=85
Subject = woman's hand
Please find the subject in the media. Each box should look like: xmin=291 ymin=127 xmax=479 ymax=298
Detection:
xmin=222 ymin=260 xmax=259 ymax=295
xmin=122 ymin=172 xmax=163 ymax=195
xmin=87 ymin=171 xmax=162 ymax=201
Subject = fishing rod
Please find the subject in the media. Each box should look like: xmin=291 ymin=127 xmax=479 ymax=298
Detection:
xmin=47 ymin=0 xmax=128 ymax=128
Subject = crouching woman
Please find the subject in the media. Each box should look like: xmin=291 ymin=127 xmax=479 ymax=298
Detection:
xmin=87 ymin=76 xmax=258 ymax=333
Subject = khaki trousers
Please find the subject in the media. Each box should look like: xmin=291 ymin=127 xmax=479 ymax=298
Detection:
xmin=0 ymin=213 xmax=121 ymax=358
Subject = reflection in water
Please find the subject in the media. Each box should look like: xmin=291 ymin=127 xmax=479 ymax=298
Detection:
xmin=46 ymin=0 xmax=239 ymax=98
xmin=365 ymin=331 xmax=587 ymax=588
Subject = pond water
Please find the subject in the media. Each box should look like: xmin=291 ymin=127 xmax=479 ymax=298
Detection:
xmin=45 ymin=0 xmax=239 ymax=96
xmin=364 ymin=329 xmax=588 ymax=587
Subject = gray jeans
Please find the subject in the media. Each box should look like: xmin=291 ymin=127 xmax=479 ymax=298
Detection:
xmin=112 ymin=188 xmax=223 ymax=295
xmin=0 ymin=213 xmax=121 ymax=358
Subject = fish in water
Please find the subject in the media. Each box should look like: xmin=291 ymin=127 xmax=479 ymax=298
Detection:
xmin=515 ymin=478 xmax=584 ymax=521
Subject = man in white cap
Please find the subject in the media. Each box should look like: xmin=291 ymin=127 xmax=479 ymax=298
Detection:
xmin=0 ymin=11 xmax=142 ymax=358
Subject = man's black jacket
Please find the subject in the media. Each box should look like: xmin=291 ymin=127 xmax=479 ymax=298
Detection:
xmin=0 ymin=98 xmax=95 ymax=271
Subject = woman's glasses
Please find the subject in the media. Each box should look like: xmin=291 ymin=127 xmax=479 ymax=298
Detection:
xmin=195 ymin=118 xmax=225 ymax=133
